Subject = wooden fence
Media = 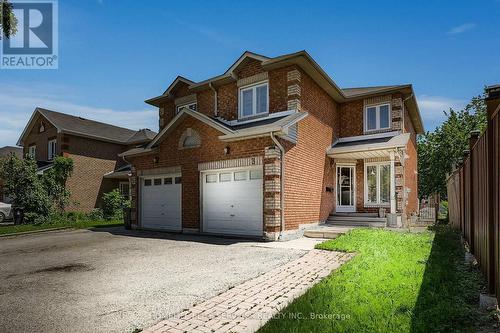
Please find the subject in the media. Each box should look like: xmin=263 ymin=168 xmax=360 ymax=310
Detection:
xmin=447 ymin=86 xmax=500 ymax=302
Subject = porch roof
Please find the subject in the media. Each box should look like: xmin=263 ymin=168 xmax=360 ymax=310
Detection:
xmin=327 ymin=132 xmax=410 ymax=159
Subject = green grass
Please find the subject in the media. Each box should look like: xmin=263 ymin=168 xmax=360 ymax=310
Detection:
xmin=0 ymin=219 xmax=123 ymax=236
xmin=259 ymin=226 xmax=490 ymax=333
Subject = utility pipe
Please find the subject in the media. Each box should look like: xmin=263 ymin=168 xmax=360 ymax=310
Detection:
xmin=209 ymin=82 xmax=218 ymax=117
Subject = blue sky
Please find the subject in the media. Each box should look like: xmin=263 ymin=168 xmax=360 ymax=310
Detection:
xmin=1 ymin=0 xmax=499 ymax=147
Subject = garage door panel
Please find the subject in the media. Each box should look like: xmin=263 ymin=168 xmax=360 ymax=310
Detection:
xmin=141 ymin=175 xmax=182 ymax=231
xmin=202 ymin=168 xmax=263 ymax=237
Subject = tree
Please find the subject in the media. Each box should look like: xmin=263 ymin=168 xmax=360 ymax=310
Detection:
xmin=0 ymin=0 xmax=17 ymax=39
xmin=41 ymin=156 xmax=74 ymax=213
xmin=0 ymin=155 xmax=51 ymax=222
xmin=418 ymin=93 xmax=488 ymax=198
xmin=0 ymin=155 xmax=74 ymax=222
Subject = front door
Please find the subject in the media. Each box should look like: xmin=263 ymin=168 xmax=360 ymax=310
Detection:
xmin=336 ymin=165 xmax=355 ymax=212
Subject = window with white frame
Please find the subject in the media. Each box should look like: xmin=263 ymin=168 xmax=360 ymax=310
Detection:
xmin=119 ymin=182 xmax=130 ymax=200
xmin=176 ymin=102 xmax=197 ymax=114
xmin=47 ymin=139 xmax=57 ymax=160
xmin=239 ymin=81 xmax=268 ymax=119
xmin=27 ymin=145 xmax=36 ymax=159
xmin=364 ymin=103 xmax=391 ymax=132
xmin=365 ymin=162 xmax=391 ymax=205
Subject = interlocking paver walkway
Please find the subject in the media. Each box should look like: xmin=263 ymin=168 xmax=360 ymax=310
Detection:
xmin=143 ymin=249 xmax=354 ymax=333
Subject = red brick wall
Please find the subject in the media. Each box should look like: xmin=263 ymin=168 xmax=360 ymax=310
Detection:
xmin=160 ymin=59 xmax=291 ymax=124
xmin=283 ymin=69 xmax=339 ymax=229
xmin=129 ymin=117 xmax=272 ymax=230
xmin=22 ymin=114 xmax=59 ymax=160
xmin=339 ymin=100 xmax=364 ymax=137
xmin=62 ymin=134 xmax=126 ymax=212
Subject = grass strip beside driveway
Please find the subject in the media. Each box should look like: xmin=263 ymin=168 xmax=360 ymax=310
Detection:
xmin=259 ymin=226 xmax=491 ymax=333
xmin=0 ymin=219 xmax=123 ymax=236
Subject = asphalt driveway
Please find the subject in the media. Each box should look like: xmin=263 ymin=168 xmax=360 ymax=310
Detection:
xmin=0 ymin=228 xmax=305 ymax=333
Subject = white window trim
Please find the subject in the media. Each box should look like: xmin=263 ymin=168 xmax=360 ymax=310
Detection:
xmin=364 ymin=103 xmax=392 ymax=133
xmin=364 ymin=162 xmax=391 ymax=206
xmin=176 ymin=102 xmax=197 ymax=114
xmin=238 ymin=81 xmax=269 ymax=119
xmin=28 ymin=145 xmax=36 ymax=158
xmin=48 ymin=139 xmax=57 ymax=161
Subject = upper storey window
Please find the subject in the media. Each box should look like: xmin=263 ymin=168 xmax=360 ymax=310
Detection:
xmin=364 ymin=103 xmax=391 ymax=132
xmin=239 ymin=81 xmax=268 ymax=119
xmin=176 ymin=102 xmax=197 ymax=114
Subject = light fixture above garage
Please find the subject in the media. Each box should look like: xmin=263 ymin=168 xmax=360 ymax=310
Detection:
xmin=224 ymin=146 xmax=230 ymax=155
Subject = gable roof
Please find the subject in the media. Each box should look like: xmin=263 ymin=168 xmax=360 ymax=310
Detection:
xmin=144 ymin=50 xmax=424 ymax=134
xmin=342 ymin=85 xmax=409 ymax=98
xmin=147 ymin=107 xmax=234 ymax=148
xmin=17 ymin=108 xmax=157 ymax=146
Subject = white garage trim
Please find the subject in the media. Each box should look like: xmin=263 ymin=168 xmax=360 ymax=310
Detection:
xmin=139 ymin=173 xmax=182 ymax=231
xmin=200 ymin=165 xmax=264 ymax=237
xmin=198 ymin=156 xmax=262 ymax=172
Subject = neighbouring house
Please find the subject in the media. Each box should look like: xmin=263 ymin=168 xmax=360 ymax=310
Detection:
xmin=0 ymin=146 xmax=23 ymax=202
xmin=121 ymin=51 xmax=424 ymax=240
xmin=16 ymin=108 xmax=157 ymax=212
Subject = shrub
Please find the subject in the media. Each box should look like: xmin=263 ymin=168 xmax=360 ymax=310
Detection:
xmin=89 ymin=208 xmax=104 ymax=221
xmin=0 ymin=155 xmax=74 ymax=223
xmin=102 ymin=189 xmax=129 ymax=220
xmin=0 ymin=155 xmax=52 ymax=223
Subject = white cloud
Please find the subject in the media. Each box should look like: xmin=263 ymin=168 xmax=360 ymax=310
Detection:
xmin=418 ymin=95 xmax=467 ymax=130
xmin=447 ymin=23 xmax=476 ymax=35
xmin=0 ymin=84 xmax=157 ymax=147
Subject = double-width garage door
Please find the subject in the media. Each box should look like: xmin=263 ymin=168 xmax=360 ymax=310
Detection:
xmin=202 ymin=167 xmax=263 ymax=236
xmin=140 ymin=174 xmax=182 ymax=231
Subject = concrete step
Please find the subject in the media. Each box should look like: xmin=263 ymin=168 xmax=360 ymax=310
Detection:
xmin=303 ymin=230 xmax=340 ymax=239
xmin=303 ymin=226 xmax=354 ymax=239
xmin=332 ymin=212 xmax=378 ymax=217
xmin=328 ymin=215 xmax=387 ymax=223
xmin=327 ymin=220 xmax=386 ymax=228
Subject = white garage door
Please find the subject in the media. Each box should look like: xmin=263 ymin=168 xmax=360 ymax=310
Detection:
xmin=140 ymin=174 xmax=182 ymax=231
xmin=202 ymin=167 xmax=263 ymax=236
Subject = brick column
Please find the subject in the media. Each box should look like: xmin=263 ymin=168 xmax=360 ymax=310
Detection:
xmin=264 ymin=147 xmax=282 ymax=240
xmin=287 ymin=69 xmax=301 ymax=111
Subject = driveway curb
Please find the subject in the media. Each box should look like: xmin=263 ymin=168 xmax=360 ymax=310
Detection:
xmin=0 ymin=226 xmax=74 ymax=238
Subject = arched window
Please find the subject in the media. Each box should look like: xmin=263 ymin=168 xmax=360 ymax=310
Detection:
xmin=178 ymin=128 xmax=201 ymax=149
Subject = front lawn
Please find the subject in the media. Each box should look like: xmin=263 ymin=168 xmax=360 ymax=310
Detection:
xmin=0 ymin=218 xmax=123 ymax=236
xmin=259 ymin=227 xmax=492 ymax=333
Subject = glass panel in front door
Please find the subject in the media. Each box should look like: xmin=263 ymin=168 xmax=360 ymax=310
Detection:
xmin=337 ymin=166 xmax=354 ymax=206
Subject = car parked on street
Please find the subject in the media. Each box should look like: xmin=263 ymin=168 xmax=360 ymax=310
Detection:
xmin=0 ymin=202 xmax=13 ymax=223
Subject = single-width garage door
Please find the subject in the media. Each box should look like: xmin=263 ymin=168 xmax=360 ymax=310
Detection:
xmin=202 ymin=167 xmax=263 ymax=236
xmin=140 ymin=174 xmax=182 ymax=231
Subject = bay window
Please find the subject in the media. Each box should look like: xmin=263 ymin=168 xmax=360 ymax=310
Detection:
xmin=364 ymin=103 xmax=391 ymax=132
xmin=365 ymin=162 xmax=391 ymax=205
xmin=239 ymin=81 xmax=268 ymax=119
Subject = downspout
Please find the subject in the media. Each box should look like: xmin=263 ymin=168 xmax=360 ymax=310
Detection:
xmin=209 ymin=82 xmax=218 ymax=117
xmin=270 ymin=132 xmax=285 ymax=239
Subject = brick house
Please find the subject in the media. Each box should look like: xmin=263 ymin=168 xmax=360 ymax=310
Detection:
xmin=122 ymin=51 xmax=424 ymax=240
xmin=16 ymin=108 xmax=156 ymax=212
